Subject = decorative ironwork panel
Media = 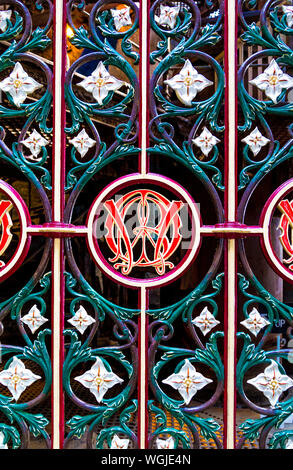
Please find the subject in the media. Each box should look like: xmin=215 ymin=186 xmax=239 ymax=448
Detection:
xmin=0 ymin=0 xmax=293 ymax=452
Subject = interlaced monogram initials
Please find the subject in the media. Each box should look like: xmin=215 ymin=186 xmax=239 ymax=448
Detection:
xmin=103 ymin=189 xmax=184 ymax=276
xmin=0 ymin=200 xmax=13 ymax=268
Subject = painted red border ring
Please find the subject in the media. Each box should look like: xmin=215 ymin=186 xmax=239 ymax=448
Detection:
xmin=86 ymin=173 xmax=201 ymax=289
xmin=260 ymin=178 xmax=293 ymax=285
xmin=0 ymin=180 xmax=31 ymax=282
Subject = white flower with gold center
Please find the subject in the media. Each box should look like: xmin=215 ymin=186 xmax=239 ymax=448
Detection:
xmin=110 ymin=434 xmax=130 ymax=449
xmin=192 ymin=306 xmax=220 ymax=336
xmin=69 ymin=129 xmax=96 ymax=158
xmin=192 ymin=127 xmax=220 ymax=156
xmin=156 ymin=437 xmax=175 ymax=449
xmin=0 ymin=10 xmax=12 ymax=32
xmin=162 ymin=359 xmax=212 ymax=405
xmin=20 ymin=129 xmax=49 ymax=160
xmin=249 ymin=59 xmax=293 ymax=104
xmin=155 ymin=5 xmax=180 ymax=29
xmin=21 ymin=305 xmax=48 ymax=334
xmin=240 ymin=307 xmax=270 ymax=337
xmin=243 ymin=127 xmax=270 ymax=154
xmin=110 ymin=7 xmax=132 ymax=31
xmin=67 ymin=305 xmax=96 ymax=334
xmin=241 ymin=127 xmax=270 ymax=156
xmin=0 ymin=432 xmax=8 ymax=449
xmin=164 ymin=59 xmax=213 ymax=106
xmin=247 ymin=360 xmax=293 ymax=407
xmin=75 ymin=356 xmax=123 ymax=403
xmin=0 ymin=62 xmax=42 ymax=107
xmin=0 ymin=357 xmax=41 ymax=401
xmin=77 ymin=61 xmax=124 ymax=106
xmin=283 ymin=5 xmax=293 ymax=28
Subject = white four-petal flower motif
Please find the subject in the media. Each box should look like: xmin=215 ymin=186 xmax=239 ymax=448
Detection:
xmin=0 ymin=432 xmax=8 ymax=449
xmin=0 ymin=62 xmax=42 ymax=107
xmin=77 ymin=61 xmax=124 ymax=106
xmin=67 ymin=305 xmax=96 ymax=334
xmin=0 ymin=10 xmax=12 ymax=32
xmin=110 ymin=7 xmax=132 ymax=31
xmin=240 ymin=307 xmax=270 ymax=337
xmin=241 ymin=127 xmax=270 ymax=156
xmin=162 ymin=359 xmax=212 ymax=405
xmin=69 ymin=129 xmax=96 ymax=158
xmin=155 ymin=5 xmax=180 ymax=29
xmin=21 ymin=129 xmax=49 ymax=160
xmin=249 ymin=59 xmax=293 ymax=104
xmin=20 ymin=305 xmax=48 ymax=334
xmin=110 ymin=434 xmax=130 ymax=449
xmin=247 ymin=360 xmax=293 ymax=407
xmin=0 ymin=357 xmax=41 ymax=401
xmin=164 ymin=59 xmax=213 ymax=106
xmin=283 ymin=5 xmax=293 ymax=28
xmin=75 ymin=356 xmax=123 ymax=403
xmin=192 ymin=306 xmax=220 ymax=336
xmin=192 ymin=127 xmax=220 ymax=156
xmin=156 ymin=437 xmax=175 ymax=449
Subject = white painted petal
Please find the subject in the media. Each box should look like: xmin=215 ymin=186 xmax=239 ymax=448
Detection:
xmin=0 ymin=431 xmax=8 ymax=449
xmin=156 ymin=436 xmax=175 ymax=449
xmin=179 ymin=359 xmax=197 ymax=378
xmin=89 ymin=382 xmax=109 ymax=402
xmin=111 ymin=434 xmax=130 ymax=449
xmin=91 ymin=357 xmax=108 ymax=377
xmin=0 ymin=10 xmax=12 ymax=32
xmin=75 ymin=371 xmax=94 ymax=388
xmin=286 ymin=438 xmax=293 ymax=449
xmin=162 ymin=372 xmax=183 ymax=390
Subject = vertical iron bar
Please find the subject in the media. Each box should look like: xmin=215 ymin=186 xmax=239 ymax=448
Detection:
xmin=51 ymin=0 xmax=66 ymax=449
xmin=224 ymin=0 xmax=238 ymax=449
xmin=138 ymin=0 xmax=150 ymax=448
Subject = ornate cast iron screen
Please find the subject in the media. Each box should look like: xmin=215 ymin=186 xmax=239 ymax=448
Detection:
xmin=0 ymin=0 xmax=293 ymax=451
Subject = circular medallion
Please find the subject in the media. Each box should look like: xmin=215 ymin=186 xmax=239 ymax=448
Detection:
xmin=0 ymin=180 xmax=31 ymax=282
xmin=86 ymin=173 xmax=201 ymax=288
xmin=260 ymin=178 xmax=293 ymax=284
